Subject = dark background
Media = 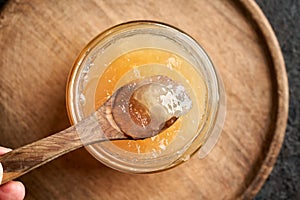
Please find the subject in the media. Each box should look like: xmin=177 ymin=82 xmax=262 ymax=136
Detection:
xmin=254 ymin=1 xmax=299 ymax=199
xmin=0 ymin=0 xmax=299 ymax=199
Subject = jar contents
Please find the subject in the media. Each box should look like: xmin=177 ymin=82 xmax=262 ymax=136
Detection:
xmin=130 ymin=78 xmax=192 ymax=125
xmin=94 ymin=48 xmax=207 ymax=154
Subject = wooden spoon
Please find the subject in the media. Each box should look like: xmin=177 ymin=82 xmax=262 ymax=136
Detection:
xmin=0 ymin=75 xmax=191 ymax=185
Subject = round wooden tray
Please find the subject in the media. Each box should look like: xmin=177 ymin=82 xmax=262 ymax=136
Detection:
xmin=0 ymin=0 xmax=288 ymax=199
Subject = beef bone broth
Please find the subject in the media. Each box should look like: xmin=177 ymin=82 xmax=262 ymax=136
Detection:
xmin=92 ymin=48 xmax=207 ymax=154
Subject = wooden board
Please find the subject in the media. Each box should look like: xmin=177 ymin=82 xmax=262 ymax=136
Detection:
xmin=0 ymin=0 xmax=288 ymax=199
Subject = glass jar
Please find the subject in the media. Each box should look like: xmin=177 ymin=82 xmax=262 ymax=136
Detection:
xmin=66 ymin=20 xmax=225 ymax=173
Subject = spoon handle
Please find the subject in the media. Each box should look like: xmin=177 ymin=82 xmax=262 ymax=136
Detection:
xmin=0 ymin=103 xmax=129 ymax=185
xmin=0 ymin=126 xmax=82 ymax=185
xmin=0 ymin=101 xmax=129 ymax=185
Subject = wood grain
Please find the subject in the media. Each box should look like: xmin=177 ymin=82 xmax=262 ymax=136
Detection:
xmin=0 ymin=0 xmax=288 ymax=199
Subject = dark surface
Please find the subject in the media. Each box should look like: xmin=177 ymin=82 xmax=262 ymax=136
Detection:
xmin=0 ymin=0 xmax=5 ymax=11
xmin=254 ymin=1 xmax=300 ymax=199
xmin=0 ymin=0 xmax=299 ymax=199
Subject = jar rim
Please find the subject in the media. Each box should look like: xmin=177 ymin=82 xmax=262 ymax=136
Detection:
xmin=66 ymin=20 xmax=223 ymax=173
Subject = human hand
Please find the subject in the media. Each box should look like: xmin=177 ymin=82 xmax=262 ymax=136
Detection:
xmin=0 ymin=147 xmax=25 ymax=200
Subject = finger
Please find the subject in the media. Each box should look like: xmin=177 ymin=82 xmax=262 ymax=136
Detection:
xmin=0 ymin=147 xmax=12 ymax=155
xmin=0 ymin=147 xmax=11 ymax=184
xmin=0 ymin=147 xmax=25 ymax=200
xmin=0 ymin=181 xmax=26 ymax=200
